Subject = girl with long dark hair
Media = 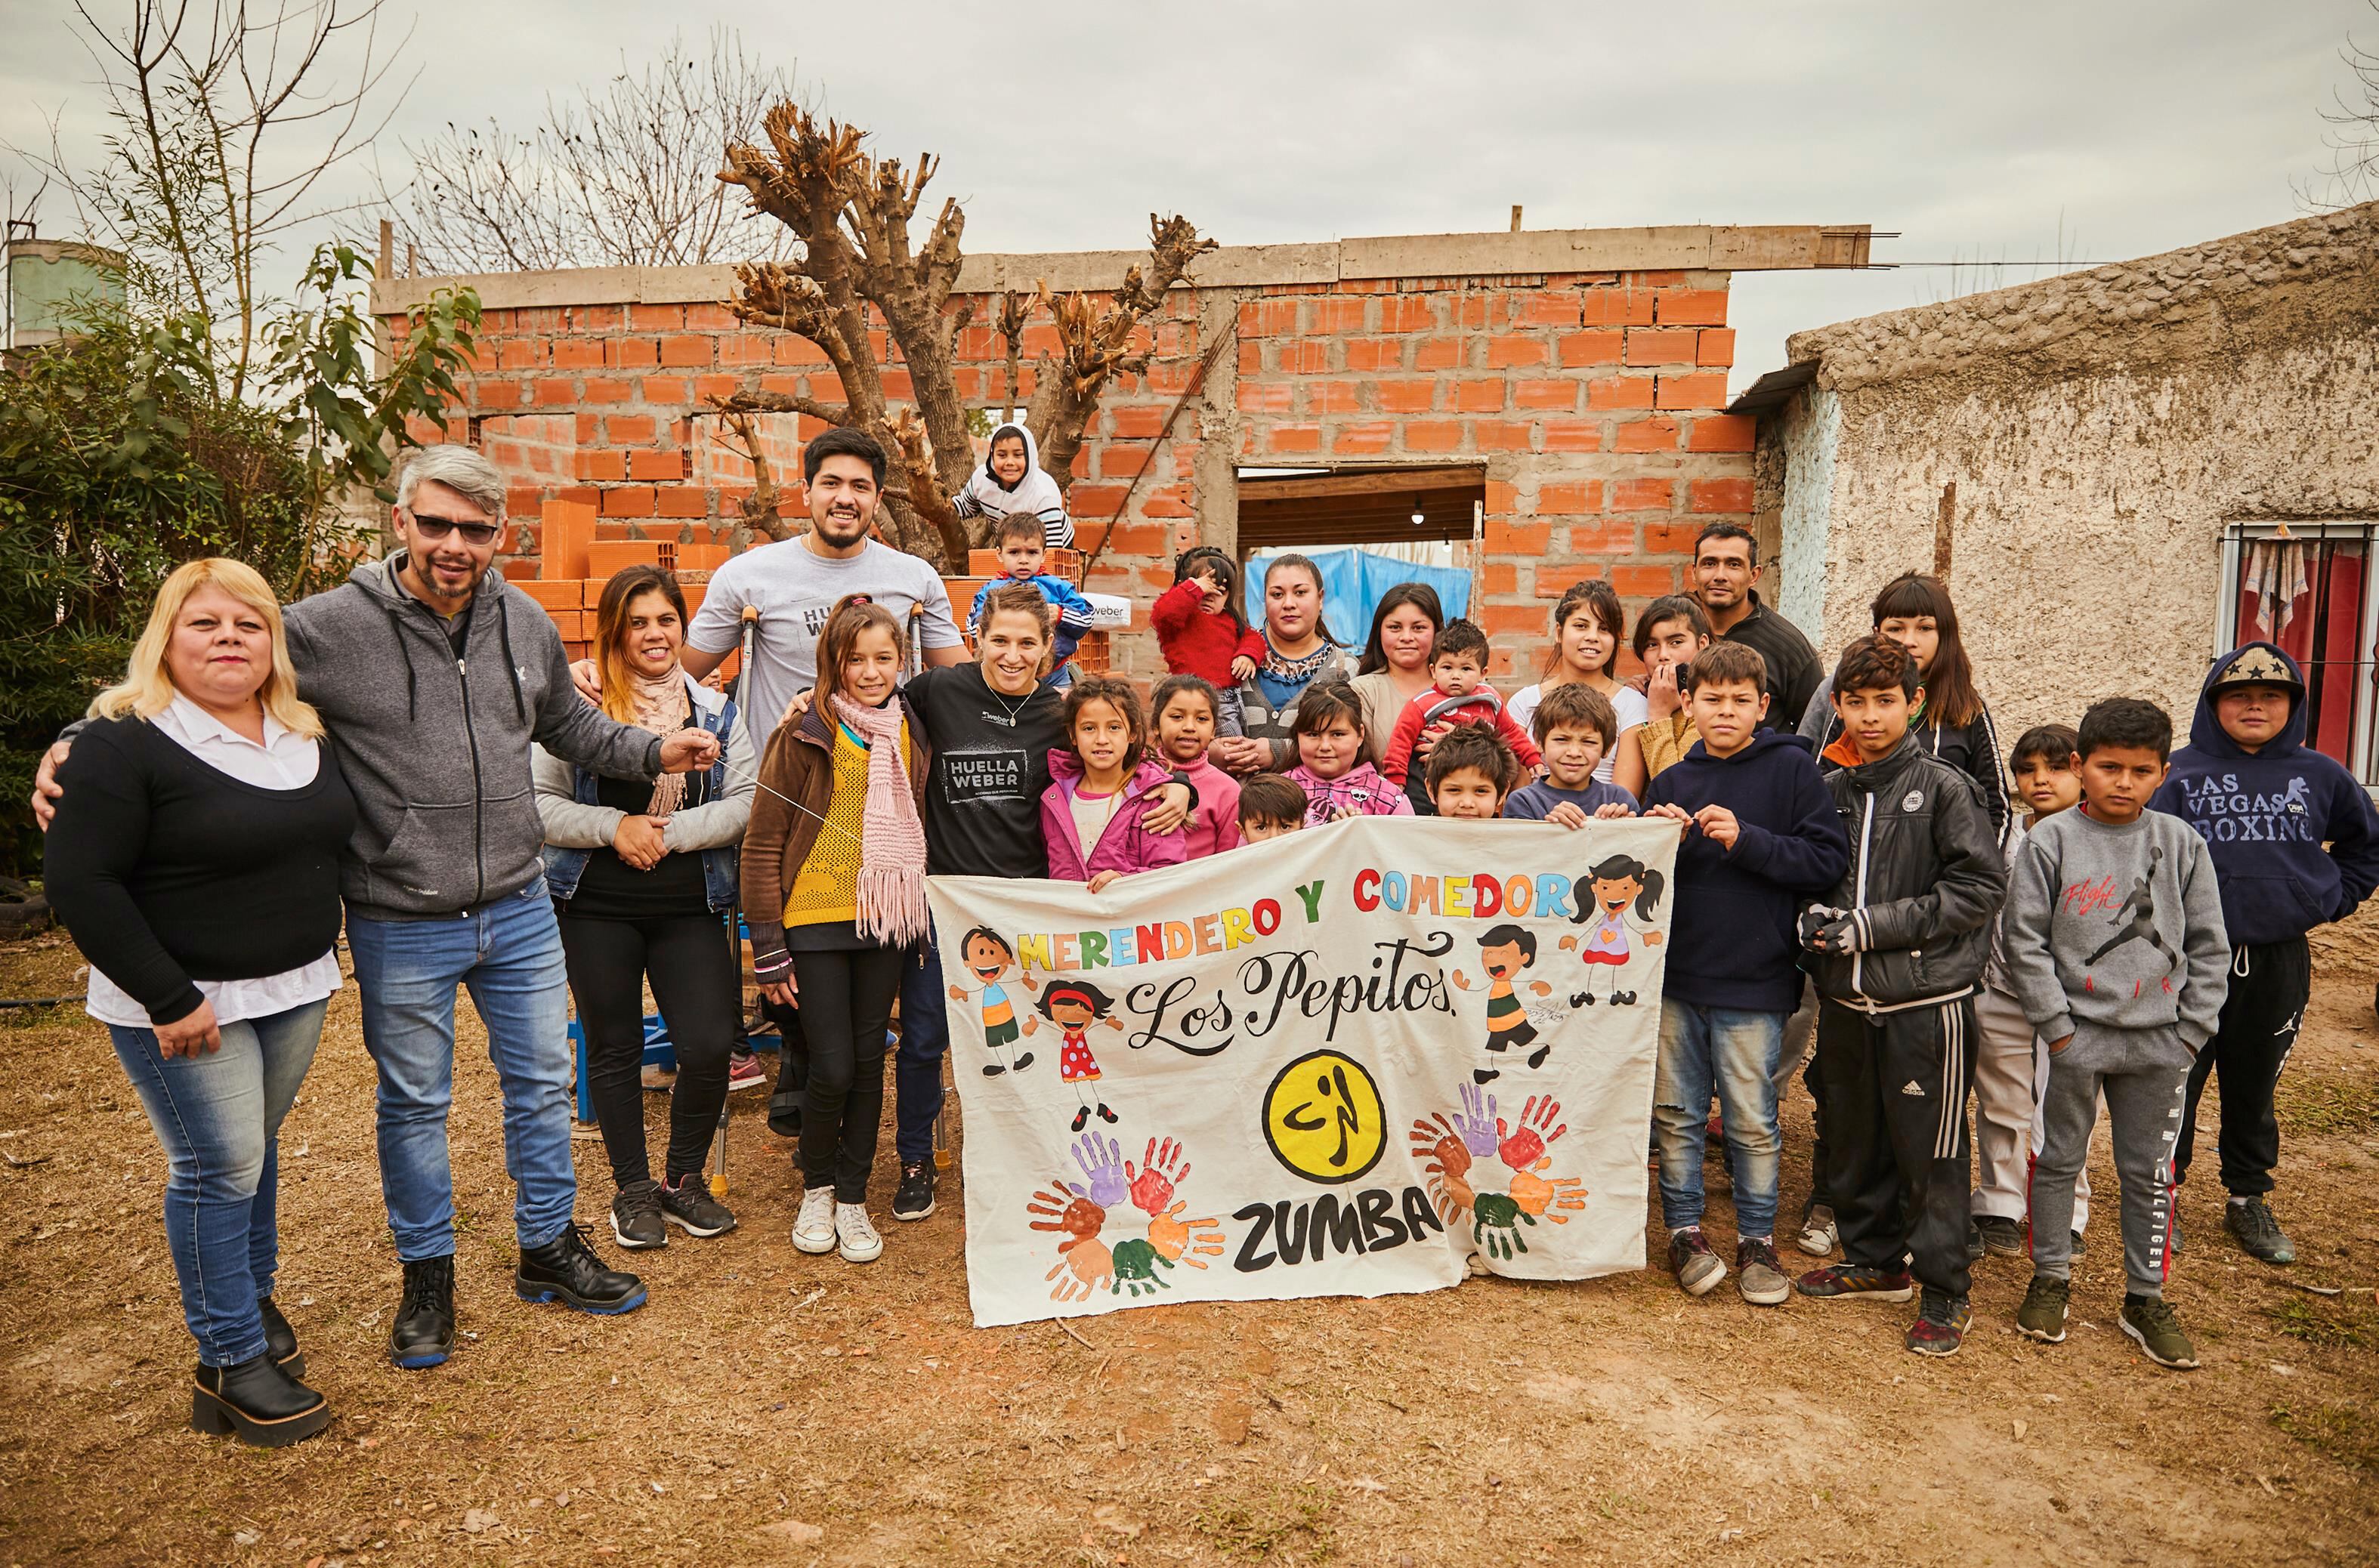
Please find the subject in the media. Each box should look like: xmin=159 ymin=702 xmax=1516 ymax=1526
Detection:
xmin=1800 ymin=572 xmax=2008 ymax=835
xmin=1349 ymin=582 xmax=1443 ymax=765
xmin=1511 ymin=580 xmax=1647 ymax=785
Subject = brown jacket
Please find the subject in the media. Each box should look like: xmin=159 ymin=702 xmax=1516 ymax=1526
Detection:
xmin=740 ymin=699 xmax=932 ymax=960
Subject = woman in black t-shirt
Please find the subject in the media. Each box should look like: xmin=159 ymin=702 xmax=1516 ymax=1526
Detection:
xmin=534 ymin=566 xmax=754 ymax=1250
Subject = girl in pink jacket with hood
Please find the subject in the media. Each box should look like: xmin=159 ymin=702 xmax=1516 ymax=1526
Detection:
xmin=1040 ymin=678 xmax=1191 ymax=890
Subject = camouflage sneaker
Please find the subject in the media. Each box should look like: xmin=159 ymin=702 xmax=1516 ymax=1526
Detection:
xmin=1904 ymin=1289 xmax=1971 ymax=1356
xmin=2016 ymin=1274 xmax=2070 ymax=1343
xmin=1794 ymin=1263 xmax=1914 ymax=1301
xmin=2225 ymin=1197 xmax=2296 ymax=1264
xmin=2120 ymin=1294 xmax=2199 ymax=1369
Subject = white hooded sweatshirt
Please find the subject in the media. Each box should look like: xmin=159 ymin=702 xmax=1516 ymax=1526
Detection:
xmin=951 ymin=423 xmax=1071 ymax=548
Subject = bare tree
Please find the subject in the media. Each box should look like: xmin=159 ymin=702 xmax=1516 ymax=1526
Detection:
xmin=712 ymin=102 xmax=1212 ymax=569
xmin=2300 ymin=3 xmax=2379 ymax=211
xmin=391 ymin=28 xmax=797 ymax=273
xmin=17 ymin=0 xmax=415 ymax=400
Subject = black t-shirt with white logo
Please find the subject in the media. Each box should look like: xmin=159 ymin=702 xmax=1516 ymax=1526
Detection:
xmin=903 ymin=663 xmax=1064 ymax=879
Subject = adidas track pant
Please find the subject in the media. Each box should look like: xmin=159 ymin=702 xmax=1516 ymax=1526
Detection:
xmin=1815 ymin=995 xmax=1977 ymax=1300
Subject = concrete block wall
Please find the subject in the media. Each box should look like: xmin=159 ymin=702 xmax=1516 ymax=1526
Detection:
xmin=392 ymin=266 xmax=1754 ymax=682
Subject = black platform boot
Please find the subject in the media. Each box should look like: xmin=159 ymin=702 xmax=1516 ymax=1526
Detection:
xmin=190 ymin=1353 xmax=329 ymax=1448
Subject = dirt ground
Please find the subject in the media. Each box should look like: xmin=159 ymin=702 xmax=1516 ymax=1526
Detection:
xmin=3 ymin=926 xmax=2376 ymax=1568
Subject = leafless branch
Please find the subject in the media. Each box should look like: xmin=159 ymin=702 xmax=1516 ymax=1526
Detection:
xmin=389 ymin=27 xmax=798 ymax=272
xmin=2298 ymin=3 xmax=2379 ymax=211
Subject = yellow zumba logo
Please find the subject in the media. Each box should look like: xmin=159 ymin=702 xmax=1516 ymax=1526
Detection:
xmin=1261 ymin=1050 xmax=1386 ymax=1184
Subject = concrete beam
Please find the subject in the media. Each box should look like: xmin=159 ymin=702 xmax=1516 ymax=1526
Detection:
xmin=370 ymin=224 xmax=1873 ymax=318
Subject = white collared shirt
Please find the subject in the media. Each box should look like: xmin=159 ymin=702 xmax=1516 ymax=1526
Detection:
xmin=83 ymin=694 xmax=344 ymax=1030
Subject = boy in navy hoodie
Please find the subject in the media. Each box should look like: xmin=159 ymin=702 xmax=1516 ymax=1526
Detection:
xmin=1642 ymin=641 xmax=1850 ymax=1307
xmin=2148 ymin=643 xmax=2379 ymax=1263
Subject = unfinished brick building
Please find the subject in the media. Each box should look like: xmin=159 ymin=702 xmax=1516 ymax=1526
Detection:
xmin=372 ymin=224 xmax=1871 ymax=677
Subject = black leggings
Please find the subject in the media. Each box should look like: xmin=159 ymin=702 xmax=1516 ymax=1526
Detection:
xmin=558 ymin=911 xmax=738 ymax=1189
xmin=792 ymin=945 xmax=906 ymax=1202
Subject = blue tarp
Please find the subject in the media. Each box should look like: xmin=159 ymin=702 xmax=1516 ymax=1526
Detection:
xmin=1243 ymin=549 xmax=1470 ymax=652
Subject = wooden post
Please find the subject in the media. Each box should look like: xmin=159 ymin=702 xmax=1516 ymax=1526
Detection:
xmin=1509 ymin=205 xmax=1524 ymax=233
xmin=1469 ymin=497 xmax=1486 ymax=619
xmin=1933 ymin=480 xmax=1956 ymax=582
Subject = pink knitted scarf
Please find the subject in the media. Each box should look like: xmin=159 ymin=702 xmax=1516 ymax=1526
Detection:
xmin=830 ymin=693 xmax=930 ymax=946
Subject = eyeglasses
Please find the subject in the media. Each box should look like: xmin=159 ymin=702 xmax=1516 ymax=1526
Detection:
xmin=406 ymin=511 xmax=500 ymax=547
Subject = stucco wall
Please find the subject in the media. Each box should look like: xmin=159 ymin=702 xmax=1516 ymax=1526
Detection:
xmin=1778 ymin=202 xmax=2379 ymax=742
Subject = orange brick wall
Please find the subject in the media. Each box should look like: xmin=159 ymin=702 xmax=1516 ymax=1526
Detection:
xmin=395 ymin=270 xmax=1750 ymax=681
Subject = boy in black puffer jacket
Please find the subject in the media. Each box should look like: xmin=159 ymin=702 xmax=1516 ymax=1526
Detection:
xmin=1796 ymin=637 xmax=2007 ymax=1357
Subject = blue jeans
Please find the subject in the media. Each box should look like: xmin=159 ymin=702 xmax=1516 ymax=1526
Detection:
xmin=347 ymin=883 xmax=576 ymax=1260
xmin=1654 ymin=999 xmax=1786 ymax=1239
xmin=111 ymin=999 xmax=327 ymax=1367
xmin=894 ymin=937 xmax=949 ymax=1166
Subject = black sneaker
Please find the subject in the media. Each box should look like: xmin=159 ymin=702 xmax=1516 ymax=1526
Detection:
xmin=258 ymin=1295 xmax=304 ymax=1378
xmin=516 ymin=1224 xmax=647 ymax=1316
xmin=190 ymin=1353 xmax=331 ymax=1449
xmin=1905 ymin=1288 xmax=1972 ymax=1356
xmin=2225 ymin=1197 xmax=2296 ymax=1264
xmin=1966 ymin=1221 xmax=1985 ymax=1263
xmin=610 ymin=1180 xmax=668 ymax=1250
xmin=657 ymin=1174 xmax=737 ymax=1238
xmin=1974 ymin=1215 xmax=2024 ymax=1258
xmin=1795 ymin=1263 xmax=1914 ymax=1301
xmin=388 ymin=1255 xmax=456 ymax=1370
xmin=891 ymin=1162 xmax=937 ymax=1222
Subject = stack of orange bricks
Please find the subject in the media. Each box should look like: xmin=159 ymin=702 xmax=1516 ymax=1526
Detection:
xmin=521 ymin=498 xmax=1110 ymax=681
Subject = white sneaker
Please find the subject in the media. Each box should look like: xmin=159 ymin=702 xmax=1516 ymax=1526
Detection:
xmin=835 ymin=1202 xmax=883 ymax=1264
xmin=791 ymin=1187 xmax=836 ymax=1255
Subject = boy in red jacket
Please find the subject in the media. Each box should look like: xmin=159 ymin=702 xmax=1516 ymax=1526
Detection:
xmin=1383 ymin=620 xmax=1541 ymax=811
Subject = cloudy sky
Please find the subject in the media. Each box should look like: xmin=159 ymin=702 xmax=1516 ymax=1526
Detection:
xmin=4 ymin=0 xmax=2371 ymax=390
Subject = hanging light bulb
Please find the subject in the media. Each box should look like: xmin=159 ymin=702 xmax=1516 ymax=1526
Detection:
xmin=1410 ymin=495 xmax=1426 ymax=526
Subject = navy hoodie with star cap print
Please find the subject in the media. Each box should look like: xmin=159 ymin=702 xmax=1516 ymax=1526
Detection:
xmin=2148 ymin=642 xmax=2379 ymax=946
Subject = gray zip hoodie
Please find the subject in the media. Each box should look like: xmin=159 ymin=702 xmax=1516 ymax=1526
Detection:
xmin=2002 ymin=806 xmax=2230 ymax=1048
xmin=283 ymin=554 xmax=663 ymax=918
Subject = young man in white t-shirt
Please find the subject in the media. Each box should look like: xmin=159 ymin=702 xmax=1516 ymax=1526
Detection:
xmin=598 ymin=428 xmax=969 ymax=1224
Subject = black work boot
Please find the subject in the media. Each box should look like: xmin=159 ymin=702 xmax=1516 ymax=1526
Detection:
xmin=258 ymin=1295 xmax=304 ymax=1378
xmin=190 ymin=1353 xmax=330 ymax=1448
xmin=515 ymin=1224 xmax=647 ymax=1315
xmin=388 ymin=1255 xmax=456 ymax=1371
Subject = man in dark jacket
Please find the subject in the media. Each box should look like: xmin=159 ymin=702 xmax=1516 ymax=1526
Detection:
xmin=1691 ymin=523 xmax=1822 ymax=731
xmin=2148 ymin=642 xmax=2379 ymax=1264
xmin=1794 ymin=637 xmax=2006 ymax=1357
xmin=35 ymin=445 xmax=720 ymax=1369
xmin=1642 ymin=642 xmax=1849 ymax=1308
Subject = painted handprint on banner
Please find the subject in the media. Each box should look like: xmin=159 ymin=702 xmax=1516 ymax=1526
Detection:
xmin=1127 ymin=1137 xmax=1191 ymax=1215
xmin=1410 ymin=1088 xmax=1588 ymax=1265
xmin=1021 ymin=1133 xmax=1226 ymax=1307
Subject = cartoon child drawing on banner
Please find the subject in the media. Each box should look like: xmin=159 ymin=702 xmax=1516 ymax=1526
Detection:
xmin=1451 ymin=923 xmax=1554 ymax=1084
xmin=1559 ymin=853 xmax=1666 ymax=1006
xmin=1033 ymin=978 xmax=1126 ymax=1131
xmin=947 ymin=927 xmax=1037 ymax=1077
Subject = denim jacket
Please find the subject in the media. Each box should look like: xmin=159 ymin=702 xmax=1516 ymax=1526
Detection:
xmin=534 ymin=672 xmax=757 ymax=912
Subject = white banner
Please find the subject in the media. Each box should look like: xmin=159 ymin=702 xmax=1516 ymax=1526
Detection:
xmin=927 ymin=815 xmax=1681 ymax=1326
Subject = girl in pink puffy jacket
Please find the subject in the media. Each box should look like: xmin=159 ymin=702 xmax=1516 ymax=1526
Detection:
xmin=1041 ymin=678 xmax=1190 ymax=890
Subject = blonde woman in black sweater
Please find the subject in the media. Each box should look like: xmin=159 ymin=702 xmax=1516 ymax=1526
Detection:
xmin=45 ymin=559 xmax=357 ymax=1448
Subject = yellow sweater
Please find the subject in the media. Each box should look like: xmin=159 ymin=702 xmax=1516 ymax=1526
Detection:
xmin=782 ymin=722 xmax=909 ymax=929
xmin=1635 ymin=711 xmax=1701 ymax=783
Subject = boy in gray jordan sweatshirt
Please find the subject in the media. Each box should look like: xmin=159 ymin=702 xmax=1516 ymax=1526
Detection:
xmin=2002 ymin=699 xmax=2229 ymax=1369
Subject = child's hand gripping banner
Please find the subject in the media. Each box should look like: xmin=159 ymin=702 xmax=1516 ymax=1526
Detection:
xmin=926 ymin=814 xmax=1682 ymax=1326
